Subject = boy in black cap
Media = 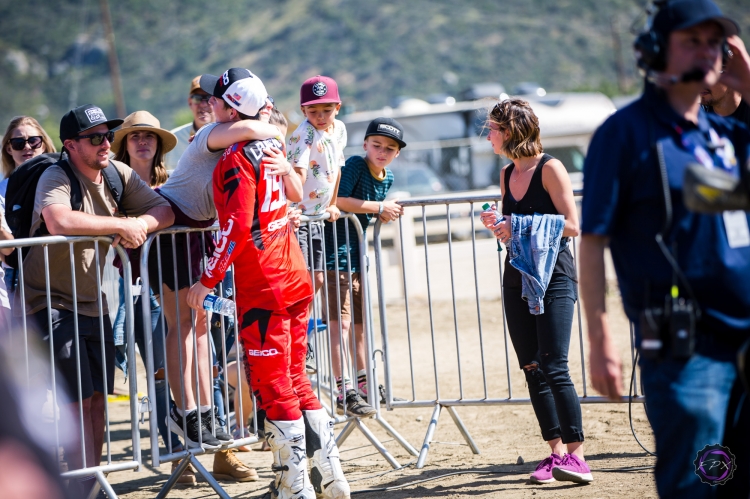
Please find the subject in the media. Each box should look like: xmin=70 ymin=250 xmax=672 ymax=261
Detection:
xmin=324 ymin=118 xmax=405 ymax=418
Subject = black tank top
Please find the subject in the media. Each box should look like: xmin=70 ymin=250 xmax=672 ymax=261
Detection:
xmin=501 ymin=154 xmax=577 ymax=288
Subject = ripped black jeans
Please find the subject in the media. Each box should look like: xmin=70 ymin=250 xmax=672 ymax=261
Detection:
xmin=504 ymin=273 xmax=584 ymax=443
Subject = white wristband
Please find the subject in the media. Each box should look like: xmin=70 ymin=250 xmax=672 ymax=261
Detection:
xmin=135 ymin=217 xmax=148 ymax=231
xmin=378 ymin=202 xmax=384 ymax=215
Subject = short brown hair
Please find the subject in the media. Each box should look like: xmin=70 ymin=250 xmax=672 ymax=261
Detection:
xmin=2 ymin=116 xmax=56 ymax=178
xmin=269 ymin=108 xmax=288 ymax=129
xmin=113 ymin=133 xmax=168 ymax=187
xmin=486 ymin=99 xmax=543 ymax=159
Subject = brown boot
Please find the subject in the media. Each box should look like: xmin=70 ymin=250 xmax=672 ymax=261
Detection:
xmin=171 ymin=460 xmax=197 ymax=486
xmin=212 ymin=449 xmax=259 ymax=482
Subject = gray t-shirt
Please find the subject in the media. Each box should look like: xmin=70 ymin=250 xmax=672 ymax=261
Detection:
xmin=158 ymin=121 xmax=221 ymax=221
xmin=164 ymin=121 xmax=195 ymax=171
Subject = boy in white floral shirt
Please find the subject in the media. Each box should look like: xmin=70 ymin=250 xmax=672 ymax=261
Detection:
xmin=287 ymin=75 xmax=347 ymax=310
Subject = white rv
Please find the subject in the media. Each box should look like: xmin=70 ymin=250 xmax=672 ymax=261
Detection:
xmin=342 ymin=92 xmax=617 ymax=193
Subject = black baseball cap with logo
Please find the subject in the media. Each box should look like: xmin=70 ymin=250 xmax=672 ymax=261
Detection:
xmin=60 ymin=104 xmax=123 ymax=142
xmin=365 ymin=117 xmax=407 ymax=149
xmin=652 ymin=0 xmax=739 ymax=37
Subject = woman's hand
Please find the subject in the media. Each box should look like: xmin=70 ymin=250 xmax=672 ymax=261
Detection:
xmin=479 ymin=204 xmax=498 ymax=229
xmin=263 ymin=147 xmax=292 ymax=176
xmin=492 ymin=217 xmax=512 ymax=244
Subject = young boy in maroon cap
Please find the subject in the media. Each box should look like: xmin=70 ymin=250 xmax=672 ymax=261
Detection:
xmin=287 ymin=76 xmax=347 ymax=332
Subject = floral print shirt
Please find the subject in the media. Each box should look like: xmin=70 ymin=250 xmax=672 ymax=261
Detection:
xmin=286 ymin=118 xmax=347 ymax=215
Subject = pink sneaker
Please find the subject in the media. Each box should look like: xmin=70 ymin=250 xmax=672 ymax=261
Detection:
xmin=529 ymin=453 xmax=562 ymax=484
xmin=552 ymin=453 xmax=593 ymax=484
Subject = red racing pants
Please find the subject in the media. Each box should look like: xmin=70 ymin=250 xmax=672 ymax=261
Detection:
xmin=238 ymin=298 xmax=322 ymax=421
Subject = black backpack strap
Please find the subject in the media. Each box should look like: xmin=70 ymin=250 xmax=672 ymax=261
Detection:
xmin=102 ymin=160 xmax=127 ymax=217
xmin=35 ymin=158 xmax=84 ymax=237
xmin=56 ymin=158 xmax=84 ymax=212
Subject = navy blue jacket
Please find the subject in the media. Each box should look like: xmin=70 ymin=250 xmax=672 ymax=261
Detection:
xmin=582 ymin=84 xmax=750 ymax=336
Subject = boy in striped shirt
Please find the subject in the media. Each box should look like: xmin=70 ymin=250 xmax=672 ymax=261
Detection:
xmin=325 ymin=118 xmax=405 ymax=417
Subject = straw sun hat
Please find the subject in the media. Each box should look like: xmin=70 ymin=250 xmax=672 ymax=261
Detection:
xmin=111 ymin=110 xmax=177 ymax=154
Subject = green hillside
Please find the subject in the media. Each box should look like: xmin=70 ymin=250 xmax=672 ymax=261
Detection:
xmin=1 ymin=0 xmax=748 ymax=141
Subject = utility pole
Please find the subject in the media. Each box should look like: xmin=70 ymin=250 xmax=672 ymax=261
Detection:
xmin=610 ymin=15 xmax=628 ymax=95
xmin=99 ymin=0 xmax=126 ymax=117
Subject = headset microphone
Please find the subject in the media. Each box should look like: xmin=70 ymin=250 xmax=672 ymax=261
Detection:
xmin=647 ymin=68 xmax=708 ymax=85
xmin=680 ymin=68 xmax=707 ymax=82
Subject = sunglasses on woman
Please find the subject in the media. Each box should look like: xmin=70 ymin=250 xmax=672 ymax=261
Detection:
xmin=189 ymin=94 xmax=211 ymax=104
xmin=9 ymin=136 xmax=43 ymax=151
xmin=76 ymin=131 xmax=115 ymax=146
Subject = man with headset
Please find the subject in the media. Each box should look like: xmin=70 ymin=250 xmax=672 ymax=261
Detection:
xmin=580 ymin=0 xmax=750 ymax=497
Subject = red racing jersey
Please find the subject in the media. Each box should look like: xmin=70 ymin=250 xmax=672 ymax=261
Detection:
xmin=200 ymin=137 xmax=312 ymax=310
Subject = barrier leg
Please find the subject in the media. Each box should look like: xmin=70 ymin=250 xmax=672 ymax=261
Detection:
xmin=417 ymin=404 xmax=442 ymax=469
xmin=191 ymin=455 xmax=232 ymax=499
xmin=335 ymin=420 xmax=356 ymax=448
xmin=85 ymin=479 xmax=101 ymax=499
xmin=445 ymin=406 xmax=480 ymax=455
xmin=155 ymin=457 xmax=192 ymax=499
xmin=353 ymin=419 xmax=401 ymax=469
xmin=95 ymin=470 xmax=118 ymax=499
xmin=374 ymin=416 xmax=418 ymax=456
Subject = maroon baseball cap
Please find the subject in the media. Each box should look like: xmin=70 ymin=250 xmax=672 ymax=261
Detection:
xmin=300 ymin=75 xmax=340 ymax=106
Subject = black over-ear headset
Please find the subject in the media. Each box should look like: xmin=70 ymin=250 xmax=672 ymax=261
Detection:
xmin=634 ymin=0 xmax=731 ymax=72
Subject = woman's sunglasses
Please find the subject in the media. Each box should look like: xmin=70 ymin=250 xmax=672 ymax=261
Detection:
xmin=9 ymin=136 xmax=43 ymax=151
xmin=76 ymin=131 xmax=115 ymax=146
xmin=189 ymin=94 xmax=211 ymax=104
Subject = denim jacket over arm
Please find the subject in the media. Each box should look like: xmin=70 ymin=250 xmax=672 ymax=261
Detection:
xmin=508 ymin=213 xmax=568 ymax=315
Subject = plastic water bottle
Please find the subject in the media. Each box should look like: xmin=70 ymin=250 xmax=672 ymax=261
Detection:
xmin=203 ymin=294 xmax=236 ymax=316
xmin=482 ymin=203 xmax=505 ymax=252
xmin=481 ymin=203 xmax=502 ymax=223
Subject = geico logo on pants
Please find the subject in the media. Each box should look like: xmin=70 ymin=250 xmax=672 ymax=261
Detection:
xmin=247 ymin=348 xmax=280 ymax=356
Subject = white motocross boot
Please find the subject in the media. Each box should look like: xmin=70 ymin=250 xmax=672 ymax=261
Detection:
xmin=265 ymin=418 xmax=316 ymax=499
xmin=304 ymin=408 xmax=351 ymax=499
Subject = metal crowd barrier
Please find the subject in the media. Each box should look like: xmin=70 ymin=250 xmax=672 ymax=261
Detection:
xmin=300 ymin=213 xmax=417 ymax=469
xmin=137 ymin=218 xmax=415 ymax=499
xmin=0 ymin=235 xmax=141 ymax=499
xmin=139 ymin=225 xmax=249 ymax=499
xmin=372 ymin=192 xmax=643 ymax=468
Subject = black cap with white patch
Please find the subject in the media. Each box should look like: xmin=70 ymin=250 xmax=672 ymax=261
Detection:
xmin=59 ymin=104 xmax=123 ymax=141
xmin=364 ymin=117 xmax=407 ymax=149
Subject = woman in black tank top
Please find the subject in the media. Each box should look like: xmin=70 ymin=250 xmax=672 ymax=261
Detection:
xmin=480 ymin=99 xmax=592 ymax=484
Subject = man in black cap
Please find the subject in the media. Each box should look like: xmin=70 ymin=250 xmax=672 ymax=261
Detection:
xmin=579 ymin=0 xmax=750 ymax=496
xmin=21 ymin=104 xmax=173 ymax=494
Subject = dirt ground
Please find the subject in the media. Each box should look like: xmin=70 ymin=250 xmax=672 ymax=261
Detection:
xmin=102 ymin=284 xmax=657 ymax=499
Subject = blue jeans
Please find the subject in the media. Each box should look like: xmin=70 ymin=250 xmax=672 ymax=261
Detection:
xmin=3 ymin=267 xmax=16 ymax=294
xmin=640 ymin=333 xmax=750 ymax=499
xmin=113 ymin=277 xmax=183 ymax=452
xmin=504 ymin=273 xmax=584 ymax=443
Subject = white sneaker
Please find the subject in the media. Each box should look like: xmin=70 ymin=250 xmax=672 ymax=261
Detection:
xmin=264 ymin=418 xmax=316 ymax=499
xmin=304 ymin=409 xmax=350 ymax=499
